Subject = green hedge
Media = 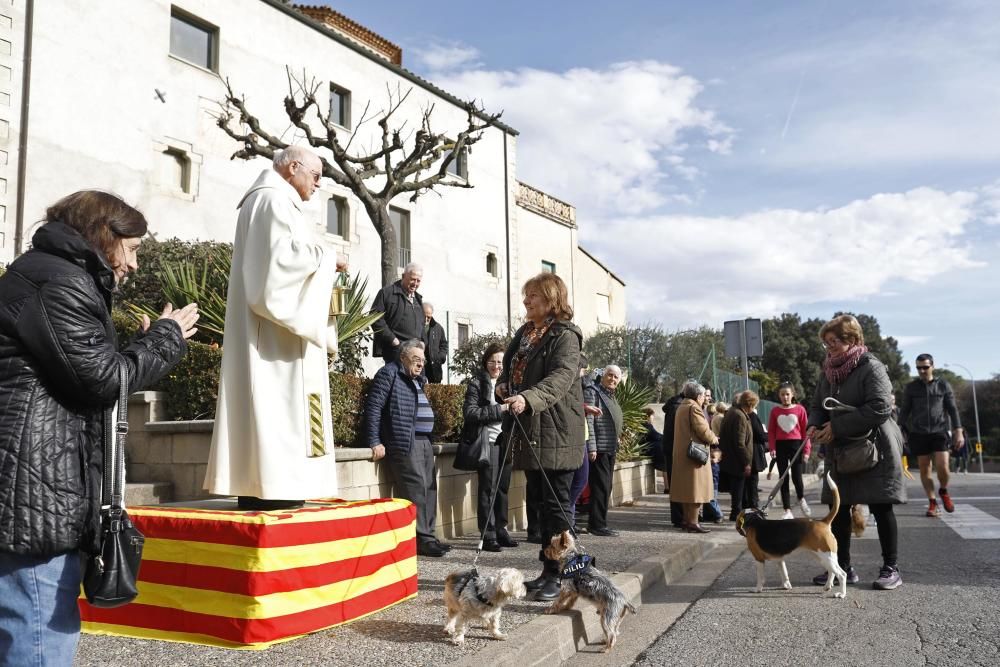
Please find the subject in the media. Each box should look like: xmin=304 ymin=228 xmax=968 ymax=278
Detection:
xmin=160 ymin=341 xmax=223 ymax=420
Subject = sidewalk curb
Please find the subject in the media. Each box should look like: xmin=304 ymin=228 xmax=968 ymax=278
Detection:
xmin=451 ymin=538 xmax=718 ymax=666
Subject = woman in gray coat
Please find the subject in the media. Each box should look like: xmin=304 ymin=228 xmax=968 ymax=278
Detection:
xmin=807 ymin=315 xmax=906 ymax=591
xmin=498 ymin=272 xmax=586 ymax=601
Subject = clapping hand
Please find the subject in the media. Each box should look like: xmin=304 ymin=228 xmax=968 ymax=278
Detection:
xmin=142 ymin=303 xmax=199 ymax=340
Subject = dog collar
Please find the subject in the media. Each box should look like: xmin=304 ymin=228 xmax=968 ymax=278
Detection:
xmin=560 ymin=554 xmax=596 ymax=579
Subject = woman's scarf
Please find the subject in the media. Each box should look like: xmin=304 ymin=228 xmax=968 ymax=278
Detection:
xmin=510 ymin=317 xmax=555 ymax=392
xmin=823 ymin=345 xmax=868 ymax=386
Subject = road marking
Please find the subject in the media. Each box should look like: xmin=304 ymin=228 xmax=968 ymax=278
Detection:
xmin=940 ymin=505 xmax=1000 ymax=539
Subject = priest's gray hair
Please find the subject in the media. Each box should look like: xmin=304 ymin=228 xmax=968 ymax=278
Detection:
xmin=403 ymin=262 xmax=423 ymax=276
xmin=272 ymin=145 xmax=316 ymax=169
xmin=399 ymin=339 xmax=426 ymax=359
xmin=682 ymin=380 xmax=706 ymax=400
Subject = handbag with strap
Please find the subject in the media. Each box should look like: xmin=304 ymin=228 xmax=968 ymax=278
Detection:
xmin=454 ymin=424 xmax=493 ymax=471
xmin=684 ymin=404 xmax=711 ymax=465
xmin=822 ymin=396 xmax=880 ymax=475
xmin=83 ymin=361 xmax=145 ymax=608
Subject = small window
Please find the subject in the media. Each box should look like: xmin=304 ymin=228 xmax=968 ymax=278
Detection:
xmin=541 ymin=260 xmax=556 ymax=274
xmin=389 ymin=206 xmax=411 ymax=268
xmin=159 ymin=148 xmax=191 ymax=194
xmin=169 ymin=9 xmax=218 ymax=71
xmin=446 ymin=146 xmax=468 ymax=179
xmin=486 ymin=252 xmax=498 ymax=277
xmin=327 ymin=196 xmax=348 ymax=237
xmin=457 ymin=323 xmax=470 ymax=347
xmin=329 ymin=83 xmax=351 ymax=129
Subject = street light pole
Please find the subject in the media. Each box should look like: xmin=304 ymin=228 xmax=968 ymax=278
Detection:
xmin=945 ymin=363 xmax=984 ymax=474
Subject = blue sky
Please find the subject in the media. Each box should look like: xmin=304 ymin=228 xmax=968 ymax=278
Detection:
xmin=324 ymin=1 xmax=1000 ymax=379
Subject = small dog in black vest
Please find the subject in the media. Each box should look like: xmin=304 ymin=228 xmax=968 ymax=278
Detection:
xmin=443 ymin=567 xmax=525 ymax=645
xmin=543 ymin=531 xmax=637 ymax=653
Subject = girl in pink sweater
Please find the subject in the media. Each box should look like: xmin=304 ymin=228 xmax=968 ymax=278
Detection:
xmin=767 ymin=382 xmax=812 ymax=519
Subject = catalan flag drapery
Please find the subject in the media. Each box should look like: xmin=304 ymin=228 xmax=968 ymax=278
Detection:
xmin=79 ymin=498 xmax=417 ymax=650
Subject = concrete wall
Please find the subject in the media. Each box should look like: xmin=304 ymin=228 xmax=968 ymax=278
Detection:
xmin=126 ymin=392 xmax=655 ymax=538
xmin=573 ymin=245 xmax=627 ymax=337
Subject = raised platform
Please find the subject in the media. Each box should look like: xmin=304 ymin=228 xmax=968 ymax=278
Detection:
xmin=79 ymin=497 xmax=417 ymax=650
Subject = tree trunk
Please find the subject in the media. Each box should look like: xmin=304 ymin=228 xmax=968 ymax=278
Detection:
xmin=368 ymin=203 xmax=398 ymax=288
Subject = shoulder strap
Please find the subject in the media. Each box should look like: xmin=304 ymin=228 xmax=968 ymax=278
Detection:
xmin=102 ymin=360 xmax=130 ymax=510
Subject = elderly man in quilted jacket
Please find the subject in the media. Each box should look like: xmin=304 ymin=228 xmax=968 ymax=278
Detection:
xmin=365 ymin=339 xmax=452 ymax=557
xmin=584 ymin=364 xmax=625 ymax=536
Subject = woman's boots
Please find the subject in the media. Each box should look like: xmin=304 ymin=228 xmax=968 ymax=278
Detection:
xmin=525 ymin=550 xmax=561 ymax=601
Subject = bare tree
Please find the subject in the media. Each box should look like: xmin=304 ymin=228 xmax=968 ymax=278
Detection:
xmin=215 ymin=69 xmax=502 ymax=286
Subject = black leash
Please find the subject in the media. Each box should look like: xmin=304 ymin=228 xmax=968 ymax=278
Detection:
xmin=470 ymin=429 xmax=514 ymax=568
xmin=509 ymin=410 xmax=587 ymax=553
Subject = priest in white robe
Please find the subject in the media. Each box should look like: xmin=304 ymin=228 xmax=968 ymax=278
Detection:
xmin=205 ymin=146 xmax=344 ymax=510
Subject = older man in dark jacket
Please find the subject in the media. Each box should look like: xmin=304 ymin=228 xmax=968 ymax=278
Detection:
xmin=365 ymin=339 xmax=451 ymax=557
xmin=584 ymin=365 xmax=624 ymax=536
xmin=371 ymin=263 xmax=425 ymax=363
xmin=421 ymin=302 xmax=448 ymax=383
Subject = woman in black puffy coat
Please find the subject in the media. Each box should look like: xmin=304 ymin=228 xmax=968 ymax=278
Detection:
xmin=461 ymin=343 xmax=517 ymax=552
xmin=0 ymin=191 xmax=198 ymax=664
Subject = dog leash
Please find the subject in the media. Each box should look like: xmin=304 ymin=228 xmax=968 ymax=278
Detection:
xmin=510 ymin=410 xmax=588 ymax=554
xmin=470 ymin=428 xmax=515 ymax=569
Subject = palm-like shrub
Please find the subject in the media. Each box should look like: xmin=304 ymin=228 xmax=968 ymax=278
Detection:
xmin=612 ymin=376 xmax=655 ymax=462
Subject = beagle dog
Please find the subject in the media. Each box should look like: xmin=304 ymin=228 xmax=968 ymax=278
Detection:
xmin=736 ymin=473 xmax=848 ymax=598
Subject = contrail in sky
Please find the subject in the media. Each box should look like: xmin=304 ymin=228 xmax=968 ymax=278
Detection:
xmin=781 ymin=71 xmax=806 ymax=141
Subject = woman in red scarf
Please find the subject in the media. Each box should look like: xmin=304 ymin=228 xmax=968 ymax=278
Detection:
xmin=807 ymin=315 xmax=906 ymax=591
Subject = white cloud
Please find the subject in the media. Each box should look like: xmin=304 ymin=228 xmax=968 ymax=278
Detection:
xmin=979 ymin=180 xmax=1000 ymax=226
xmin=412 ymin=43 xmax=482 ymax=73
xmin=579 ymin=187 xmax=984 ymax=328
xmin=426 ymin=60 xmax=732 ymax=215
xmin=894 ymin=335 xmax=931 ymax=348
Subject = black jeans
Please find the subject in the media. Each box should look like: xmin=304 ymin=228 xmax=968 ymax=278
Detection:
xmin=776 ymin=439 xmax=805 ymax=508
xmin=525 ymin=469 xmax=575 ymax=546
xmin=588 ymin=452 xmax=615 ymax=530
xmin=831 ymin=502 xmax=898 ymax=568
xmin=477 ymin=455 xmax=512 ymax=539
xmin=724 ymin=471 xmax=747 ymax=520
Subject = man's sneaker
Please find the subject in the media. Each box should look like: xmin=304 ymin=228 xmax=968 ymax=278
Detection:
xmin=813 ymin=566 xmax=859 ymax=586
xmin=798 ymin=498 xmax=813 ymax=518
xmin=780 ymin=509 xmax=794 ymax=520
xmin=873 ymin=566 xmax=902 ymax=590
xmin=940 ymin=491 xmax=955 ymax=513
xmin=926 ymin=499 xmax=941 ymax=517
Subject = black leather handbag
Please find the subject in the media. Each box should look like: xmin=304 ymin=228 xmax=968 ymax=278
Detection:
xmin=83 ymin=362 xmax=145 ymax=608
xmin=454 ymin=425 xmax=493 ymax=471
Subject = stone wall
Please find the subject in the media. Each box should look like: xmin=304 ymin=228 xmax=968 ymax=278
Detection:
xmin=126 ymin=393 xmax=655 ymax=539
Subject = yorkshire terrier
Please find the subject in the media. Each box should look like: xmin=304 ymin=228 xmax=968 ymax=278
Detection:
xmin=443 ymin=567 xmax=526 ymax=646
xmin=543 ymin=531 xmax=637 ymax=653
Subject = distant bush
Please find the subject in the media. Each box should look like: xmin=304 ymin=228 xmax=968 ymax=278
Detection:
xmin=160 ymin=341 xmax=223 ymax=420
xmin=451 ymin=331 xmax=512 ymax=380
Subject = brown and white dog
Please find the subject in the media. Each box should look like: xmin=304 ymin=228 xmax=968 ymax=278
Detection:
xmin=736 ymin=473 xmax=848 ymax=598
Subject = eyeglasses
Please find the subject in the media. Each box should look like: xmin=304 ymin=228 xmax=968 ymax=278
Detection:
xmin=486 ymin=361 xmax=503 ymax=366
xmin=294 ymin=161 xmax=322 ymax=184
xmin=916 ymin=366 xmax=931 ymax=371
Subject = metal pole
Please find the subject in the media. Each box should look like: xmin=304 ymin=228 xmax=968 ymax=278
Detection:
xmin=741 ymin=319 xmax=750 ymax=390
xmin=946 ymin=363 xmax=983 ymax=473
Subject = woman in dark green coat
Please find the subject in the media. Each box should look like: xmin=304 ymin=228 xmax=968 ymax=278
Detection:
xmin=808 ymin=315 xmax=906 ymax=591
xmin=498 ymin=272 xmax=585 ymax=601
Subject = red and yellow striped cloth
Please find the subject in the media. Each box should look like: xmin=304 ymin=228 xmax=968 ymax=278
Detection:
xmin=79 ymin=498 xmax=417 ymax=649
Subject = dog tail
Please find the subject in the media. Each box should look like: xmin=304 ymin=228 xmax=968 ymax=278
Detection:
xmin=820 ymin=472 xmax=840 ymax=525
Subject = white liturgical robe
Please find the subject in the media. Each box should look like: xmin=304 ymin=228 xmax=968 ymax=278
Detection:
xmin=204 ymin=168 xmax=340 ymax=499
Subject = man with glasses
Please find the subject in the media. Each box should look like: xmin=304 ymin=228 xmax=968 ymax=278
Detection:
xmin=365 ymin=340 xmax=452 ymax=557
xmin=899 ymin=354 xmax=965 ymax=517
xmin=206 ymin=145 xmax=347 ymax=510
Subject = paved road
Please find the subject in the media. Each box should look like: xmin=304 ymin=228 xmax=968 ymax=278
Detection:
xmin=632 ymin=474 xmax=1000 ymax=667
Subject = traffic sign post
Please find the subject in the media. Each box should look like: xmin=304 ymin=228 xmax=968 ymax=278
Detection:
xmin=724 ymin=318 xmax=763 ymax=390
